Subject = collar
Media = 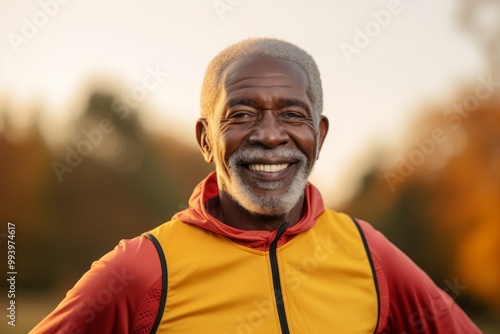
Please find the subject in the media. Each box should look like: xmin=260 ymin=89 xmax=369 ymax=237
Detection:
xmin=173 ymin=171 xmax=325 ymax=251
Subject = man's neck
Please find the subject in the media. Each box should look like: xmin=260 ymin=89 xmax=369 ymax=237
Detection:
xmin=206 ymin=192 xmax=305 ymax=231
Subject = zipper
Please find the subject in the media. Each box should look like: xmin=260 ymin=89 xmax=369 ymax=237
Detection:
xmin=269 ymin=222 xmax=290 ymax=334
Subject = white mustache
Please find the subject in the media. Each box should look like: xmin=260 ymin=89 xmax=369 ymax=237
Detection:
xmin=229 ymin=147 xmax=307 ymax=163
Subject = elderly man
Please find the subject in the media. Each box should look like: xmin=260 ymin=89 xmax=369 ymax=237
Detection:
xmin=31 ymin=38 xmax=481 ymax=333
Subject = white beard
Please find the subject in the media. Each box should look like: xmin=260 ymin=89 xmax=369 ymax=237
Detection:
xmin=218 ymin=146 xmax=312 ymax=217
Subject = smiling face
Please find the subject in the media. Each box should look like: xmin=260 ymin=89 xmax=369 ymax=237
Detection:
xmin=197 ymin=55 xmax=328 ymax=220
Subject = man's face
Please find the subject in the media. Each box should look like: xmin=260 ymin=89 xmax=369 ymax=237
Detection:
xmin=197 ymin=55 xmax=328 ymax=216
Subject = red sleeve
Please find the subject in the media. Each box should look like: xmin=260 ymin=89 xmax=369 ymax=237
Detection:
xmin=357 ymin=219 xmax=482 ymax=334
xmin=29 ymin=235 xmax=162 ymax=334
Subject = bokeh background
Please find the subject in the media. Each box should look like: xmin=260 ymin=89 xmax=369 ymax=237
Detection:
xmin=1 ymin=0 xmax=500 ymax=332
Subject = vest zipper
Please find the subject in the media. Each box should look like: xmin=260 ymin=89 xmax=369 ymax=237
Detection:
xmin=269 ymin=222 xmax=290 ymax=334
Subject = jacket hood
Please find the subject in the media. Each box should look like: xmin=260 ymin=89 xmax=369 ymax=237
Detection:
xmin=173 ymin=172 xmax=325 ymax=250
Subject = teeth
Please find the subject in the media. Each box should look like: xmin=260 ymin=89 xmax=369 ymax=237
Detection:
xmin=248 ymin=164 xmax=289 ymax=172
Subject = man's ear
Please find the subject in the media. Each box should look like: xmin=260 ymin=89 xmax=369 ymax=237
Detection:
xmin=196 ymin=118 xmax=213 ymax=163
xmin=316 ymin=115 xmax=329 ymax=159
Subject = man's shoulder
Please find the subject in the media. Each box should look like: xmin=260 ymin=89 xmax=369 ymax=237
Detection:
xmin=319 ymin=211 xmax=391 ymax=251
xmin=329 ymin=214 xmax=415 ymax=274
xmin=99 ymin=234 xmax=160 ymax=269
xmin=318 ymin=210 xmax=387 ymax=243
xmin=318 ymin=210 xmax=412 ymax=277
xmin=81 ymin=234 xmax=163 ymax=295
xmin=29 ymin=234 xmax=164 ymax=333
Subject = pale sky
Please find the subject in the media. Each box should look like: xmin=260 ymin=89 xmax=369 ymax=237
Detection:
xmin=0 ymin=0 xmax=487 ymax=205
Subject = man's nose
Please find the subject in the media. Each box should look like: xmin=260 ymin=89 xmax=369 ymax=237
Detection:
xmin=248 ymin=111 xmax=289 ymax=148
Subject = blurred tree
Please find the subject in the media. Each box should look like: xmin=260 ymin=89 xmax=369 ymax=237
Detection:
xmin=341 ymin=95 xmax=500 ymax=319
xmin=0 ymin=88 xmax=213 ymax=291
xmin=342 ymin=1 xmax=500 ymax=322
xmin=49 ymin=90 xmax=213 ymax=286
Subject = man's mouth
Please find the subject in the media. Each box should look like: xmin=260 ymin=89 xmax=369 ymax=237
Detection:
xmin=248 ymin=163 xmax=290 ymax=173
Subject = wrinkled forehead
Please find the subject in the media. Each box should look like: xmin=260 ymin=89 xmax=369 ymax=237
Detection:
xmin=220 ymin=55 xmax=310 ymax=90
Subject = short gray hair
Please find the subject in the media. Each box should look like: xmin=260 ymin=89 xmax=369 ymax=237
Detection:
xmin=200 ymin=37 xmax=323 ymax=120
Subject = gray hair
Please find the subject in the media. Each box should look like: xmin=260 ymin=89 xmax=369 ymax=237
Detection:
xmin=200 ymin=37 xmax=323 ymax=120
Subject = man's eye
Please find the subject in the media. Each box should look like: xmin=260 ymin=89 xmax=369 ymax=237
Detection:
xmin=229 ymin=111 xmax=256 ymax=120
xmin=281 ymin=111 xmax=305 ymax=119
xmin=233 ymin=113 xmax=251 ymax=118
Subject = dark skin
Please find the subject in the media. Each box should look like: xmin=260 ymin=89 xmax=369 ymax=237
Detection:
xmin=196 ymin=55 xmax=329 ymax=231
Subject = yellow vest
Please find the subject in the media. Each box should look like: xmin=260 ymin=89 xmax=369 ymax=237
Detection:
xmin=146 ymin=209 xmax=378 ymax=333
